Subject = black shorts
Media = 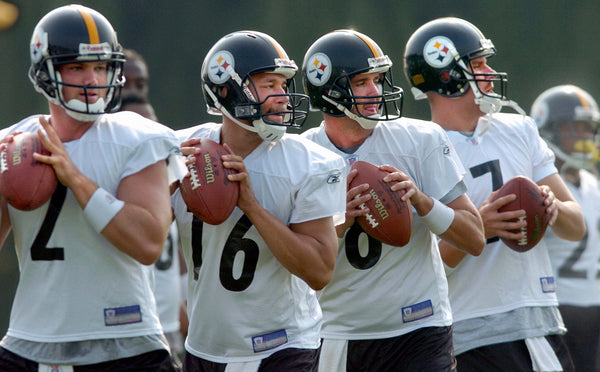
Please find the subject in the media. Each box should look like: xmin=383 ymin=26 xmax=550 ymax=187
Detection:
xmin=559 ymin=304 xmax=600 ymax=372
xmin=346 ymin=326 xmax=456 ymax=372
xmin=0 ymin=347 xmax=179 ymax=372
xmin=455 ymin=334 xmax=574 ymax=372
xmin=183 ymin=347 xmax=320 ymax=372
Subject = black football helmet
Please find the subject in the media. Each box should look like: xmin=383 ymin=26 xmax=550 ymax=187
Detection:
xmin=28 ymin=4 xmax=125 ymax=121
xmin=531 ymin=85 xmax=600 ymax=171
xmin=201 ymin=30 xmax=309 ymax=142
xmin=302 ymin=29 xmax=403 ymax=129
xmin=403 ymin=17 xmax=523 ymax=114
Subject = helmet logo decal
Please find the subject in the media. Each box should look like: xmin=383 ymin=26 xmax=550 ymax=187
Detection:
xmin=30 ymin=28 xmax=48 ymax=63
xmin=305 ymin=52 xmax=331 ymax=87
xmin=423 ymin=36 xmax=456 ymax=68
xmin=207 ymin=50 xmax=235 ymax=84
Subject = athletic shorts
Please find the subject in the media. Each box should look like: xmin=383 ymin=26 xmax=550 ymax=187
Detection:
xmin=455 ymin=334 xmax=574 ymax=372
xmin=183 ymin=347 xmax=320 ymax=372
xmin=559 ymin=305 xmax=600 ymax=372
xmin=321 ymin=326 xmax=456 ymax=372
xmin=0 ymin=347 xmax=178 ymax=372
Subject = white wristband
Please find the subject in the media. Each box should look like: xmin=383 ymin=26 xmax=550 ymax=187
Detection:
xmin=83 ymin=187 xmax=125 ymax=233
xmin=421 ymin=198 xmax=455 ymax=236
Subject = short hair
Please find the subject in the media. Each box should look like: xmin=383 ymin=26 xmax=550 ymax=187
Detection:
xmin=123 ymin=48 xmax=148 ymax=68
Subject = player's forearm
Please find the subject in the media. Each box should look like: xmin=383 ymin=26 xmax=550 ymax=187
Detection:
xmin=102 ymin=204 xmax=169 ymax=265
xmin=247 ymin=205 xmax=336 ymax=290
xmin=551 ymin=200 xmax=586 ymax=241
xmin=439 ymin=208 xmax=485 ymax=256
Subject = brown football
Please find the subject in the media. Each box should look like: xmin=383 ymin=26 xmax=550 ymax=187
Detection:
xmin=0 ymin=132 xmax=57 ymax=210
xmin=491 ymin=175 xmax=550 ymax=252
xmin=180 ymin=138 xmax=239 ymax=225
xmin=349 ymin=161 xmax=413 ymax=246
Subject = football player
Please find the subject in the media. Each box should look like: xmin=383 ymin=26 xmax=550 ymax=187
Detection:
xmin=0 ymin=5 xmax=184 ymax=370
xmin=171 ymin=30 xmax=346 ymax=371
xmin=531 ymin=84 xmax=600 ymax=372
xmin=404 ymin=17 xmax=585 ymax=371
xmin=301 ymin=29 xmax=484 ymax=371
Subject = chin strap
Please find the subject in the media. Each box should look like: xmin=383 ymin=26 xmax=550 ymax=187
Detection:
xmin=204 ymin=84 xmax=286 ymax=142
xmin=322 ymin=95 xmax=379 ymax=129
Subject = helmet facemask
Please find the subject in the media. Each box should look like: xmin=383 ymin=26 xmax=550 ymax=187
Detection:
xmin=28 ymin=5 xmax=125 ymax=122
xmin=204 ymin=68 xmax=309 ymax=142
xmin=549 ymin=121 xmax=600 ymax=172
xmin=321 ymin=64 xmax=403 ymax=130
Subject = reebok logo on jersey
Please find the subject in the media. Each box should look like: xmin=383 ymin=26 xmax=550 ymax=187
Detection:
xmin=327 ymin=172 xmax=341 ymax=184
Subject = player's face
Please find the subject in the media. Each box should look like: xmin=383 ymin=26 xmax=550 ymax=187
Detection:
xmin=57 ymin=61 xmax=109 ymax=104
xmin=250 ymin=72 xmax=289 ymax=124
xmin=469 ymin=56 xmax=496 ymax=94
xmin=123 ymin=60 xmax=149 ymax=98
xmin=350 ymin=72 xmax=383 ymax=117
xmin=558 ymin=121 xmax=597 ymax=154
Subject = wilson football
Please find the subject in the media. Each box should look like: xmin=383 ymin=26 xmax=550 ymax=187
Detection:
xmin=349 ymin=161 xmax=412 ymax=246
xmin=491 ymin=175 xmax=550 ymax=252
xmin=0 ymin=132 xmax=57 ymax=210
xmin=180 ymin=138 xmax=239 ymax=225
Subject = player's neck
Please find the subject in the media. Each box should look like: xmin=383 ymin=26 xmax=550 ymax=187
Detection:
xmin=220 ymin=119 xmax=263 ymax=159
xmin=323 ymin=115 xmax=372 ymax=149
xmin=48 ymin=103 xmax=95 ymax=142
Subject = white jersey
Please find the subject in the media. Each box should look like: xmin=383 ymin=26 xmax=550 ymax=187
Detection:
xmin=172 ymin=123 xmax=346 ymax=363
xmin=546 ymin=169 xmax=600 ymax=306
xmin=302 ymin=118 xmax=466 ymax=340
xmin=444 ymin=113 xmax=562 ymax=353
xmin=3 ymin=112 xmax=180 ymax=343
xmin=152 ymin=222 xmax=182 ymax=333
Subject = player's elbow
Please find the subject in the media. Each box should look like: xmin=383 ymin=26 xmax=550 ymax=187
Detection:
xmin=306 ymin=271 xmax=333 ymax=291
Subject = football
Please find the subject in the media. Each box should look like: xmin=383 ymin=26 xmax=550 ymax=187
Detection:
xmin=349 ymin=161 xmax=413 ymax=246
xmin=180 ymin=138 xmax=239 ymax=225
xmin=491 ymin=175 xmax=550 ymax=252
xmin=0 ymin=132 xmax=57 ymax=210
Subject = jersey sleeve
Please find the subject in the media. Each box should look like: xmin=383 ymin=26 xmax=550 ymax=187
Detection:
xmin=290 ymin=152 xmax=346 ymax=224
xmin=421 ymin=129 xmax=466 ymax=202
xmin=525 ymin=116 xmax=558 ymax=182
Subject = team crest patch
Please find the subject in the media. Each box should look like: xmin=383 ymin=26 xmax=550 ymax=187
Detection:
xmin=207 ymin=50 xmax=235 ymax=84
xmin=423 ymin=36 xmax=456 ymax=68
xmin=104 ymin=304 xmax=142 ymax=326
xmin=30 ymin=27 xmax=48 ymax=63
xmin=540 ymin=276 xmax=556 ymax=293
xmin=305 ymin=52 xmax=332 ymax=87
xmin=402 ymin=299 xmax=434 ymax=323
xmin=252 ymin=329 xmax=288 ymax=353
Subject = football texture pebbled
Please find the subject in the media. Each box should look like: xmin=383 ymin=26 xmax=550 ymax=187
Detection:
xmin=180 ymin=138 xmax=239 ymax=225
xmin=0 ymin=132 xmax=57 ymax=210
xmin=491 ymin=175 xmax=550 ymax=252
xmin=349 ymin=161 xmax=413 ymax=246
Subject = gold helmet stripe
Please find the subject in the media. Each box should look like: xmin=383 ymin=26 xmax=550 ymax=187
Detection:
xmin=76 ymin=7 xmax=100 ymax=44
xmin=351 ymin=31 xmax=382 ymax=57
xmin=262 ymin=33 xmax=288 ymax=59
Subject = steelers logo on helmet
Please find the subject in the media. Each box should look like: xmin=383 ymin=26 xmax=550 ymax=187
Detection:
xmin=530 ymin=100 xmax=549 ymax=129
xmin=207 ymin=50 xmax=234 ymax=85
xmin=423 ymin=36 xmax=456 ymax=68
xmin=305 ymin=52 xmax=332 ymax=87
xmin=30 ymin=27 xmax=47 ymax=64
